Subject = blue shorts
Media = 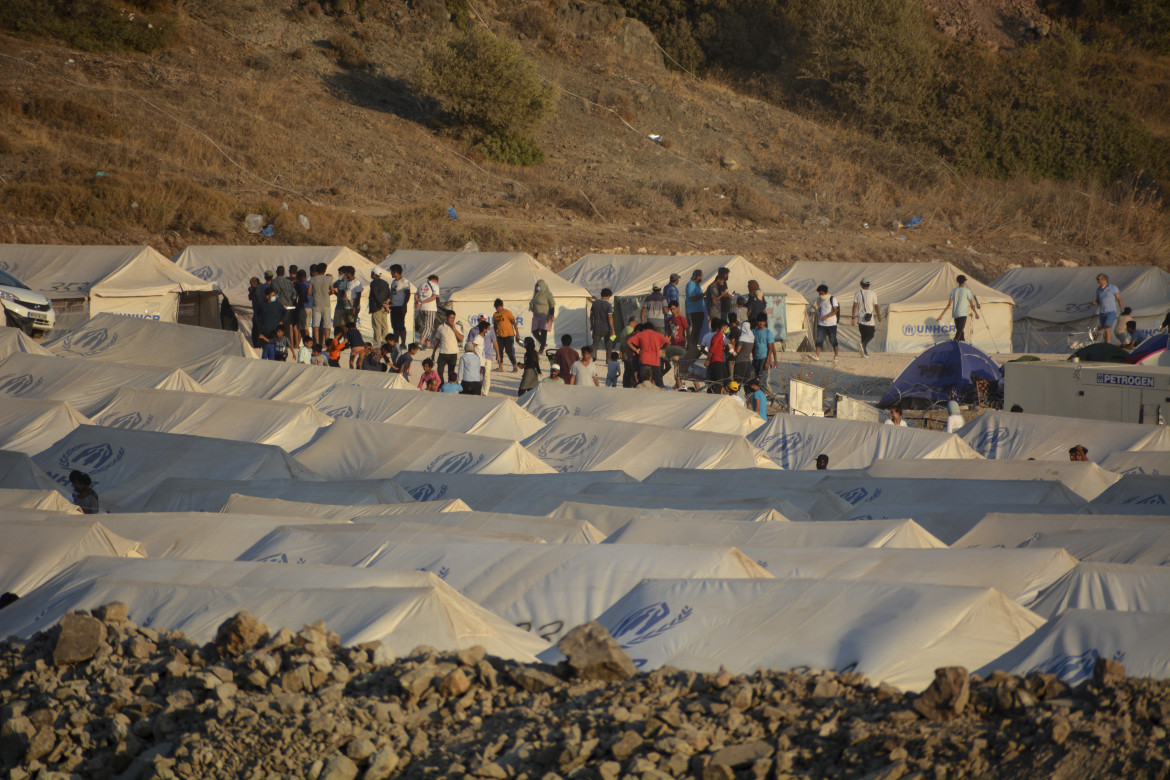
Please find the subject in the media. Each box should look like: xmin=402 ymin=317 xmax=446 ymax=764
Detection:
xmin=1099 ymin=311 xmax=1118 ymax=329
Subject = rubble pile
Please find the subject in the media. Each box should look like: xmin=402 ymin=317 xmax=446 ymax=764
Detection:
xmin=2 ymin=606 xmax=1169 ymax=780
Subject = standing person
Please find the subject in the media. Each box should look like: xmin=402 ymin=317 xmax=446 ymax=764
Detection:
xmin=626 ymin=321 xmax=670 ymax=387
xmin=457 ymin=343 xmax=483 ymax=395
xmin=570 ymin=346 xmax=602 ymax=386
xmin=435 ymin=310 xmax=463 ymax=382
xmin=368 ymin=267 xmax=392 ymax=345
xmin=1091 ymin=273 xmax=1123 ymax=344
xmin=605 ymin=350 xmax=622 ymax=387
xmin=555 ymin=334 xmax=581 ymax=379
xmin=620 ymin=320 xmax=640 ymax=389
xmin=745 ymin=280 xmax=767 ymax=324
xmin=387 ymin=264 xmax=411 ymax=344
xmin=529 ymin=279 xmax=556 ymax=353
xmin=294 ymin=269 xmax=311 ymax=349
xmin=705 ymin=267 xmax=732 ymax=325
xmin=69 ymin=470 xmax=99 ymax=514
xmin=345 ymin=321 xmax=368 ymax=369
xmin=256 ymin=287 xmax=285 ymax=351
xmin=261 ymin=325 xmax=291 ymax=361
xmin=752 ymin=314 xmax=777 ymax=380
xmin=707 ymin=318 xmax=729 ymax=392
xmin=492 ymin=298 xmax=519 ymax=372
xmin=309 ymin=264 xmax=333 ymax=346
xmin=518 ymin=337 xmax=541 ymax=396
xmin=416 ymin=274 xmax=441 ymax=349
xmin=685 ymin=269 xmax=706 ymax=355
xmin=812 ymin=284 xmax=839 ymax=361
xmin=663 ymin=273 xmax=681 ymax=311
xmin=326 ymin=327 xmax=347 ymax=367
xmin=747 ymin=377 xmax=767 ymax=420
xmin=938 ymin=275 xmax=980 ymax=343
xmin=310 ymin=341 xmax=328 ymax=366
xmin=885 ymin=406 xmax=908 ymax=427
xmin=296 ymin=336 xmax=313 ymax=365
xmin=391 ymin=342 xmax=420 ymax=380
xmin=730 ymin=317 xmax=754 ymax=385
xmin=665 ymin=302 xmax=689 ymax=388
xmin=271 ymin=266 xmax=297 ymax=342
xmin=850 ymin=278 xmax=881 ymax=358
xmin=641 ymin=284 xmax=668 ymax=331
xmin=591 ymin=288 xmax=615 ymax=359
xmin=944 ymin=400 xmax=965 ymax=433
xmin=344 ymin=267 xmax=363 ymax=328
xmin=247 ymin=276 xmax=264 ymax=348
xmin=471 ymin=320 xmax=496 ymax=394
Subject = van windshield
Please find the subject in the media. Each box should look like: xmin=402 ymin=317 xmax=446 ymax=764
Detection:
xmin=0 ymin=270 xmax=31 ymax=290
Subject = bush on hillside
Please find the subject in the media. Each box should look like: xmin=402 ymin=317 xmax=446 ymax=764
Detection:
xmin=0 ymin=0 xmax=177 ymax=53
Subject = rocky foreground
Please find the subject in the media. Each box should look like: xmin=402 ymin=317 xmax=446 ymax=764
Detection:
xmin=1 ymin=607 xmax=1168 ymax=780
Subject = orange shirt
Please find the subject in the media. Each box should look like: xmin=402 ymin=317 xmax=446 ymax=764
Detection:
xmin=493 ymin=309 xmax=517 ymax=338
xmin=327 ymin=336 xmax=347 ymax=361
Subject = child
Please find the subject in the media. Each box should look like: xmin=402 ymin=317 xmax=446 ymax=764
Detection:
xmin=606 ymin=350 xmax=621 ymax=388
xmin=261 ymin=325 xmax=290 ymax=361
xmin=417 ymin=357 xmax=441 ymax=390
xmin=326 ymin=328 xmax=347 ymax=367
xmin=310 ymin=341 xmax=328 ymax=366
xmin=425 ymin=377 xmax=441 ymax=391
xmin=393 ymin=342 xmax=420 ymax=381
xmin=297 ymin=336 xmax=314 ymax=365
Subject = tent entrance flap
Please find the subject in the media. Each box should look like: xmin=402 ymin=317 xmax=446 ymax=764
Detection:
xmin=177 ymin=291 xmax=223 ymax=329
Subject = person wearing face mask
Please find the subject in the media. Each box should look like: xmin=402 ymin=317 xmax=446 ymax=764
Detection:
xmin=813 ymin=284 xmax=839 ymax=361
xmin=256 ymin=287 xmax=286 ymax=350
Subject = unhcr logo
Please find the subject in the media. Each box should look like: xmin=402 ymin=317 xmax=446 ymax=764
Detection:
xmin=188 ymin=266 xmax=221 ymax=282
xmin=579 ymin=266 xmax=616 ymax=287
xmin=106 ymin=412 xmax=152 ymax=429
xmin=1005 ymin=282 xmax=1039 ymax=302
xmin=535 ymin=432 xmax=597 ymax=460
xmin=1031 ymin=649 xmax=1124 ymax=686
xmin=838 ymin=486 xmax=881 ymax=505
xmin=425 ymin=450 xmax=486 ymax=474
xmin=535 ymin=404 xmax=573 ymax=424
xmin=611 ymin=602 xmax=693 ymax=648
xmin=1123 ymin=493 xmax=1166 ymax=505
xmin=902 ymin=323 xmax=955 ymax=337
xmin=972 ymin=426 xmax=1014 ymax=457
xmin=61 ymin=327 xmax=119 ymax=356
xmin=320 ymin=405 xmax=357 ymax=419
xmin=407 ymin=482 xmax=448 ymax=502
xmin=57 ymin=442 xmax=126 ymax=473
xmin=0 ymin=373 xmax=42 ymax=397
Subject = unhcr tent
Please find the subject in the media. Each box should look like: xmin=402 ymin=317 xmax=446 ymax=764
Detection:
xmin=0 ymin=558 xmax=550 ymax=662
xmin=172 ymin=245 xmax=382 ymax=338
xmin=390 ymin=470 xmax=636 ymax=510
xmin=0 ymin=329 xmax=49 ymax=361
xmin=295 ymin=419 xmax=554 ymax=480
xmin=544 ymin=578 xmax=1043 ymax=690
xmin=992 ymin=265 xmax=1170 ymax=352
xmin=560 ymin=253 xmax=806 ymax=344
xmin=1127 ymin=332 xmax=1170 ymax=364
xmin=138 ymin=477 xmax=412 ymax=513
xmin=0 ymin=516 xmax=145 ymax=594
xmin=44 ymin=312 xmax=253 ymax=372
xmin=518 ymin=383 xmax=763 ymax=436
xmin=603 ymin=517 xmax=946 ymax=549
xmin=0 ymin=398 xmax=89 ymax=455
xmin=34 ymin=426 xmax=319 ymax=511
xmin=1098 ymin=451 xmax=1170 ymax=476
xmin=219 ymin=494 xmax=468 ymax=518
xmin=91 ymin=387 xmax=330 ymax=452
xmin=548 ymin=503 xmax=799 ymax=534
xmin=816 ymin=474 xmax=1083 ymax=508
xmin=315 ymin=385 xmax=545 ymax=440
xmin=1090 ymin=474 xmax=1170 ymax=510
xmin=954 ymin=512 xmax=1167 ymax=550
xmin=383 ymin=249 xmax=594 ymax=345
xmin=0 ymin=450 xmax=57 ymax=492
xmin=1022 ymin=527 xmax=1170 ymax=564
xmin=0 ymin=352 xmax=203 ymax=416
xmin=91 ymin=511 xmax=350 ymax=559
xmin=521 ymin=415 xmax=777 ymax=477
xmin=778 ymin=261 xmax=1014 ymax=353
xmin=0 ymin=488 xmax=79 ymax=513
xmin=189 ymin=355 xmax=413 ymax=403
xmin=982 ymin=609 xmax=1170 ymax=684
xmin=0 ymin=244 xmax=221 ymax=332
xmin=864 ymin=459 xmax=1119 ymax=502
xmin=344 ymin=512 xmax=606 ymax=544
xmin=747 ymin=415 xmax=980 ymax=470
xmin=960 ymin=410 xmax=1170 ymax=462
xmin=838 ymin=503 xmax=1090 ymax=547
xmin=878 ymin=341 xmax=1002 ymax=408
xmin=1028 ymin=563 xmax=1170 ymax=620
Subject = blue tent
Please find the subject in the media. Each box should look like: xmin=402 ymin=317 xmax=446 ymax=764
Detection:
xmin=1126 ymin=332 xmax=1170 ymax=364
xmin=879 ymin=341 xmax=1002 ymax=408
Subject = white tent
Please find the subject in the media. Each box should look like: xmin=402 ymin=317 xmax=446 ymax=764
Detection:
xmin=777 ymin=261 xmax=1014 ymax=353
xmin=959 ymin=410 xmax=1170 ymax=462
xmin=0 ymin=398 xmax=89 ymax=455
xmin=91 ymin=387 xmax=331 ymax=452
xmin=383 ymin=249 xmax=594 ymax=344
xmin=220 ymin=494 xmax=469 ymax=518
xmin=315 ymin=385 xmax=545 ymax=440
xmin=0 ymin=329 xmax=49 ymax=361
xmin=0 ymin=488 xmax=80 ymax=513
xmin=603 ymin=517 xmax=946 ymax=549
xmin=1028 ymin=563 xmax=1170 ymax=620
xmin=44 ymin=312 xmax=253 ymax=372
xmin=521 ymin=416 xmax=776 ymax=477
xmin=841 ymin=503 xmax=1095 ymax=547
xmin=953 ymin=512 xmax=1168 ymax=549
xmin=747 ymin=415 xmax=980 ymax=470
xmin=1098 ymin=451 xmax=1170 ymax=476
xmin=242 ymin=539 xmax=771 ymax=644
xmin=982 ymin=609 xmax=1170 ymax=684
xmin=992 ymin=265 xmax=1170 ymax=352
xmin=816 ymin=475 xmax=1084 ymax=509
xmin=172 ymin=245 xmax=382 ymax=338
xmin=864 ymin=459 xmax=1120 ymax=502
xmin=547 ymin=503 xmax=797 ymax=535
xmin=1089 ymin=475 xmax=1170 ymax=511
xmin=0 ymin=450 xmax=57 ymax=492
xmin=138 ymin=477 xmax=413 ymax=513
xmin=560 ymin=253 xmax=807 ymax=344
xmin=0 ymin=516 xmax=145 ymax=594
xmin=544 ymin=578 xmax=1043 ymax=691
xmin=518 ymin=383 xmax=763 ymax=436
xmin=295 ymin=419 xmax=554 ymax=481
xmin=34 ymin=426 xmax=319 ymax=511
xmin=189 ymin=355 xmax=414 ymax=404
xmin=0 ymin=244 xmax=220 ymax=332
xmin=389 ymin=470 xmax=637 ymax=510
xmin=92 ymin=512 xmax=350 ymax=559
xmin=1022 ymin=527 xmax=1170 ymax=565
xmin=0 ymin=558 xmax=550 ymax=662
xmin=0 ymin=352 xmax=203 ymax=416
xmin=351 ymin=512 xmax=606 ymax=544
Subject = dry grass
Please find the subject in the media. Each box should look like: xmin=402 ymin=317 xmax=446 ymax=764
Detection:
xmin=328 ymin=34 xmax=372 ymax=70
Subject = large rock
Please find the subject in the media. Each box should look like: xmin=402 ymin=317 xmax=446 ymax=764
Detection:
xmin=52 ymin=613 xmax=107 ymax=665
xmin=557 ymin=622 xmax=637 ymax=682
xmin=912 ymin=667 xmax=970 ymax=721
xmin=214 ymin=613 xmax=268 ymax=658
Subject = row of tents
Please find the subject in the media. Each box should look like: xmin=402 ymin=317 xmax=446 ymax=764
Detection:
xmin=4 ymin=243 xmax=1168 ymax=353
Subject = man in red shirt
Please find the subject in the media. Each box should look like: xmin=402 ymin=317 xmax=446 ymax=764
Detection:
xmin=665 ymin=302 xmax=689 ymax=388
xmin=626 ymin=324 xmax=670 ymax=388
xmin=707 ymin=317 xmax=729 ymax=393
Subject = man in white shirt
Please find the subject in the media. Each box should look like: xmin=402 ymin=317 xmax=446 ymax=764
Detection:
xmin=435 ymin=310 xmax=463 ymax=382
xmin=813 ymin=284 xmax=839 ymax=362
xmin=387 ymin=264 xmax=411 ymax=344
xmin=884 ymin=406 xmax=908 ymax=427
xmin=938 ymin=274 xmax=980 ymax=343
xmin=344 ymin=267 xmax=364 ymax=328
xmin=569 ymin=346 xmax=601 ymax=386
xmin=416 ymin=274 xmax=441 ymax=349
xmin=850 ymin=278 xmax=882 ymax=358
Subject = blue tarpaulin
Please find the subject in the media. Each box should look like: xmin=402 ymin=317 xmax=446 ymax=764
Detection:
xmin=879 ymin=341 xmax=1002 ymax=408
xmin=1126 ymin=332 xmax=1170 ymax=364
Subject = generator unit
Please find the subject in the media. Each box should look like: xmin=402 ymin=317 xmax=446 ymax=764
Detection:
xmin=1004 ymin=360 xmax=1170 ymax=424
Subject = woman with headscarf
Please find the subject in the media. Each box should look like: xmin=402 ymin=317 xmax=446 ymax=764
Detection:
xmin=517 ymin=336 xmax=542 ymax=396
xmin=529 ymin=279 xmax=556 ymax=352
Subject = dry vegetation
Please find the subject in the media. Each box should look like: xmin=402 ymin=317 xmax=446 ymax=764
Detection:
xmin=0 ymin=0 xmax=1165 ymax=279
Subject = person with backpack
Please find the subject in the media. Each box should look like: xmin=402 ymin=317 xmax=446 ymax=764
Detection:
xmin=812 ymin=284 xmax=839 ymax=361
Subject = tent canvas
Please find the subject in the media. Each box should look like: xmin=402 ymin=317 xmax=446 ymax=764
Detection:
xmin=219 ymin=494 xmax=468 ymax=518
xmin=314 ymin=385 xmax=545 ymax=440
xmin=879 ymin=341 xmax=1002 ymax=408
xmin=510 ymin=488 xmax=849 ymax=521
xmin=383 ymin=249 xmax=593 ymax=345
xmin=1128 ymin=332 xmax=1170 ymax=364
xmin=560 ymin=253 xmax=807 ymax=344
xmin=0 ymin=397 xmax=89 ymax=455
xmin=959 ymin=410 xmax=1170 ymax=462
xmin=0 ymin=488 xmax=80 ymax=513
xmin=543 ymin=578 xmax=1043 ymax=691
xmin=521 ymin=415 xmax=777 ymax=478
xmin=1028 ymin=563 xmax=1170 ymax=619
xmin=992 ymin=265 xmax=1170 ymax=352
xmin=1089 ymin=474 xmax=1170 ymax=510
xmin=0 ymin=516 xmax=145 ymax=594
xmin=189 ymin=355 xmax=414 ymax=404
xmin=295 ymin=418 xmax=554 ymax=480
xmin=44 ymin=312 xmax=253 ymax=372
xmin=778 ymin=261 xmax=1014 ymax=353
xmin=0 ymin=244 xmax=220 ymax=332
xmin=1021 ymin=527 xmax=1170 ymax=564
xmin=547 ymin=502 xmax=796 ymax=535
xmin=344 ymin=511 xmax=607 ymax=544
xmin=1098 ymin=451 xmax=1170 ymax=476
xmin=91 ymin=386 xmax=331 ymax=451
xmin=0 ymin=329 xmax=50 ymax=361
xmin=841 ymin=503 xmax=1094 ymax=547
xmin=816 ymin=475 xmax=1083 ymax=508
xmin=864 ymin=459 xmax=1119 ymax=501
xmin=137 ymin=477 xmax=412 ymax=513
xmin=518 ymin=383 xmax=763 ymax=436
xmin=954 ymin=512 xmax=1169 ymax=550
xmin=0 ymin=352 xmax=203 ymax=416
xmin=0 ymin=450 xmax=58 ymax=492
xmin=0 ymin=558 xmax=550 ymax=662
xmin=389 ymin=470 xmax=637 ymax=510
xmin=747 ymin=415 xmax=980 ymax=470
xmin=92 ymin=511 xmax=351 ymax=559
xmin=603 ymin=517 xmax=946 ymax=549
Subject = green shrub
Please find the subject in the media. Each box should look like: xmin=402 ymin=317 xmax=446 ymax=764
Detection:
xmin=474 ymin=131 xmax=546 ymax=166
xmin=0 ymin=0 xmax=177 ymax=53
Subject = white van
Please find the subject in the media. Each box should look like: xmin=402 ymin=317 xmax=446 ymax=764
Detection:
xmin=0 ymin=268 xmax=55 ymax=335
